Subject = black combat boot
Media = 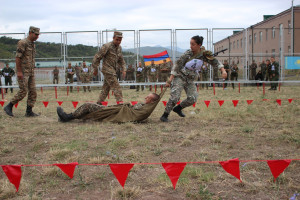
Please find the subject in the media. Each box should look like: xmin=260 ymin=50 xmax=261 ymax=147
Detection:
xmin=160 ymin=112 xmax=169 ymax=122
xmin=4 ymin=102 xmax=14 ymax=117
xmin=57 ymin=107 xmax=74 ymax=122
xmin=25 ymin=105 xmax=39 ymax=117
xmin=172 ymin=104 xmax=185 ymax=117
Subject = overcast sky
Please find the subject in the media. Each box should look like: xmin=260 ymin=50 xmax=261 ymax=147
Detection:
xmin=0 ymin=0 xmax=299 ymax=49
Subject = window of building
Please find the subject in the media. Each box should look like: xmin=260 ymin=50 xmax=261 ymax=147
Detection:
xmin=259 ymin=31 xmax=262 ymax=42
xmin=272 ymin=49 xmax=276 ymax=57
xmin=240 ymin=39 xmax=243 ymax=48
xmin=266 ymin=29 xmax=268 ymax=41
xmin=249 ymin=35 xmax=252 ymax=44
xmin=288 ymin=20 xmax=291 ymax=34
xmin=288 ymin=46 xmax=291 ymax=54
xmin=233 ymin=41 xmax=235 ymax=49
xmin=237 ymin=40 xmax=239 ymax=49
xmin=230 ymin=42 xmax=232 ymax=50
xmin=272 ymin=27 xmax=276 ymax=39
xmin=279 ymin=24 xmax=283 ymax=37
xmin=254 ymin=33 xmax=257 ymax=44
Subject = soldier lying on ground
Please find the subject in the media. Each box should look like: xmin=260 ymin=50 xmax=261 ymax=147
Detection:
xmin=57 ymin=93 xmax=160 ymax=123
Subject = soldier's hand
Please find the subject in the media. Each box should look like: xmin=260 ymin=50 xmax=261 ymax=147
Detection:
xmin=222 ymin=71 xmax=227 ymax=79
xmin=17 ymin=72 xmax=23 ymax=80
xmin=165 ymin=82 xmax=170 ymax=87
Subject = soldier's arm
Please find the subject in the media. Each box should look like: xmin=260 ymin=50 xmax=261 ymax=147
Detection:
xmin=92 ymin=44 xmax=109 ymax=73
xmin=15 ymin=40 xmax=26 ymax=80
xmin=117 ymin=48 xmax=126 ymax=74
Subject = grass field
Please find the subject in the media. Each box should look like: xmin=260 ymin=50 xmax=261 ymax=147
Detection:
xmin=0 ymin=84 xmax=300 ymax=200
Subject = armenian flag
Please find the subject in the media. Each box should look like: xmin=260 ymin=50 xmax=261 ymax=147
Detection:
xmin=143 ymin=50 xmax=171 ymax=66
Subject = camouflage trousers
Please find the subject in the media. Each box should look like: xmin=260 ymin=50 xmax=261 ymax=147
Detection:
xmin=4 ymin=77 xmax=13 ymax=93
xmin=126 ymin=73 xmax=135 ymax=81
xmin=164 ymin=76 xmax=198 ymax=114
xmin=81 ymin=76 xmax=91 ymax=92
xmin=11 ymin=74 xmax=37 ymax=107
xmin=159 ymin=72 xmax=169 ymax=82
xmin=73 ymin=103 xmax=104 ymax=119
xmin=65 ymin=75 xmax=74 ymax=92
xmin=53 ymin=76 xmax=59 ymax=84
xmin=136 ymin=75 xmax=144 ymax=91
xmin=99 ymin=73 xmax=122 ymax=103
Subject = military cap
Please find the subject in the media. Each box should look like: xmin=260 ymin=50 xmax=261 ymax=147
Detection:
xmin=113 ymin=31 xmax=123 ymax=38
xmin=29 ymin=26 xmax=40 ymax=34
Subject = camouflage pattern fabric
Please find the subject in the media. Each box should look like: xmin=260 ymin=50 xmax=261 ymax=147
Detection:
xmin=98 ymin=73 xmax=122 ymax=102
xmin=136 ymin=67 xmax=145 ymax=91
xmin=126 ymin=66 xmax=135 ymax=81
xmin=80 ymin=67 xmax=91 ymax=92
xmin=148 ymin=64 xmax=158 ymax=82
xmin=65 ymin=67 xmax=75 ymax=91
xmin=15 ymin=38 xmax=36 ymax=75
xmin=53 ymin=69 xmax=59 ymax=84
xmin=11 ymin=75 xmax=37 ymax=107
xmin=92 ymin=41 xmax=126 ymax=75
xmin=159 ymin=62 xmax=171 ymax=82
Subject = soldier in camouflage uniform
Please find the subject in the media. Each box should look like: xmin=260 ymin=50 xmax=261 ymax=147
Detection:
xmin=136 ymin=62 xmax=145 ymax=91
xmin=92 ymin=31 xmax=126 ymax=104
xmin=269 ymin=56 xmax=279 ymax=90
xmin=65 ymin=62 xmax=75 ymax=92
xmin=148 ymin=60 xmax=158 ymax=90
xmin=159 ymin=59 xmax=171 ymax=82
xmin=259 ymin=60 xmax=267 ymax=80
xmin=160 ymin=36 xmax=227 ymax=122
xmin=250 ymin=60 xmax=257 ymax=80
xmin=57 ymin=93 xmax=159 ymax=122
xmin=0 ymin=66 xmax=2 ymax=87
xmin=80 ymin=61 xmax=91 ymax=92
xmin=75 ymin=64 xmax=81 ymax=82
xmin=230 ymin=64 xmax=239 ymax=89
xmin=126 ymin=64 xmax=135 ymax=81
xmin=52 ymin=66 xmax=59 ymax=84
xmin=4 ymin=26 xmax=40 ymax=117
xmin=2 ymin=63 xmax=15 ymax=93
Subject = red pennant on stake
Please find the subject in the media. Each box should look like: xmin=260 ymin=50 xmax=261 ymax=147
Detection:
xmin=177 ymin=101 xmax=181 ymax=105
xmin=42 ymin=101 xmax=49 ymax=108
xmin=162 ymin=162 xmax=186 ymax=189
xmin=54 ymin=162 xmax=78 ymax=179
xmin=232 ymin=100 xmax=239 ymax=107
xmin=162 ymin=101 xmax=167 ymax=107
xmin=0 ymin=101 xmax=4 ymax=107
xmin=131 ymin=101 xmax=138 ymax=106
xmin=276 ymin=99 xmax=281 ymax=106
xmin=57 ymin=101 xmax=63 ymax=106
xmin=1 ymin=165 xmax=22 ymax=192
xmin=219 ymin=158 xmax=241 ymax=182
xmin=101 ymin=101 xmax=108 ymax=106
xmin=267 ymin=160 xmax=291 ymax=182
xmin=288 ymin=99 xmax=293 ymax=103
xmin=193 ymin=102 xmax=196 ymax=107
xmin=246 ymin=100 xmax=253 ymax=105
xmin=117 ymin=101 xmax=124 ymax=105
xmin=109 ymin=164 xmax=134 ymax=188
xmin=204 ymin=100 xmax=211 ymax=108
xmin=72 ymin=101 xmax=78 ymax=108
xmin=218 ymin=100 xmax=224 ymax=107
xmin=14 ymin=102 xmax=19 ymax=108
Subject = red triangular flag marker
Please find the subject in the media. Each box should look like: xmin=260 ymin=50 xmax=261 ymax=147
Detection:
xmin=42 ymin=101 xmax=49 ymax=108
xmin=109 ymin=164 xmax=134 ymax=188
xmin=232 ymin=100 xmax=239 ymax=107
xmin=117 ymin=101 xmax=124 ymax=105
xmin=276 ymin=99 xmax=281 ymax=106
xmin=72 ymin=101 xmax=79 ymax=108
xmin=54 ymin=162 xmax=78 ymax=179
xmin=193 ymin=102 xmax=196 ymax=107
xmin=162 ymin=101 xmax=167 ymax=107
xmin=267 ymin=160 xmax=291 ymax=182
xmin=263 ymin=99 xmax=268 ymax=101
xmin=0 ymin=101 xmax=4 ymax=107
xmin=204 ymin=100 xmax=210 ymax=108
xmin=131 ymin=101 xmax=138 ymax=106
xmin=57 ymin=101 xmax=63 ymax=106
xmin=218 ymin=100 xmax=224 ymax=107
xmin=176 ymin=101 xmax=181 ymax=105
xmin=219 ymin=158 xmax=241 ymax=182
xmin=101 ymin=101 xmax=108 ymax=106
xmin=246 ymin=100 xmax=253 ymax=105
xmin=162 ymin=162 xmax=186 ymax=189
xmin=2 ymin=165 xmax=22 ymax=192
xmin=288 ymin=99 xmax=293 ymax=103
xmin=14 ymin=102 xmax=19 ymax=108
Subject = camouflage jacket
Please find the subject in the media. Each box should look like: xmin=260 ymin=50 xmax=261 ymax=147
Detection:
xmin=53 ymin=69 xmax=59 ymax=77
xmin=171 ymin=49 xmax=223 ymax=80
xmin=80 ymin=67 xmax=91 ymax=78
xmin=65 ymin=67 xmax=75 ymax=76
xmin=160 ymin=62 xmax=171 ymax=72
xmin=2 ymin=67 xmax=15 ymax=77
xmin=136 ymin=66 xmax=144 ymax=77
xmin=15 ymin=38 xmax=36 ymax=75
xmin=270 ymin=61 xmax=279 ymax=75
xmin=148 ymin=64 xmax=158 ymax=76
xmin=92 ymin=41 xmax=126 ymax=76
